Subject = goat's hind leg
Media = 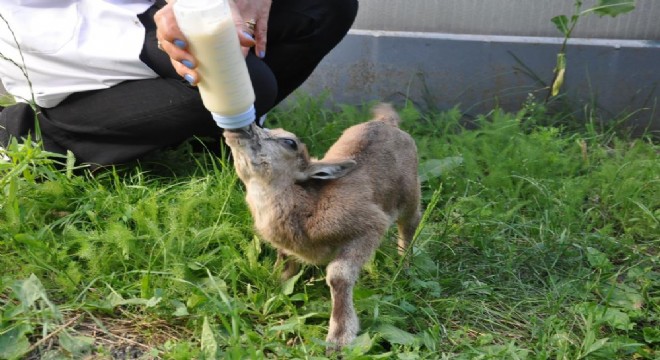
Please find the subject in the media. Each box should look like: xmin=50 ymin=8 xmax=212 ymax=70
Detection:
xmin=396 ymin=207 xmax=421 ymax=259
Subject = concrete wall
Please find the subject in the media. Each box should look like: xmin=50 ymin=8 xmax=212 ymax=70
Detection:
xmin=297 ymin=0 xmax=660 ymax=135
xmin=353 ymin=0 xmax=660 ymax=40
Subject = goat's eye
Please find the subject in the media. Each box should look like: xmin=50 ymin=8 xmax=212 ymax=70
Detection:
xmin=280 ymin=138 xmax=298 ymax=151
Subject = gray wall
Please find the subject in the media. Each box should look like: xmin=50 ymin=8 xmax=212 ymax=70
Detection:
xmin=297 ymin=1 xmax=660 ymax=135
xmin=353 ymin=0 xmax=660 ymax=40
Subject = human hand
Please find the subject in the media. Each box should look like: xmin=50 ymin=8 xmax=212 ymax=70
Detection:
xmin=154 ymin=2 xmax=256 ymax=85
xmin=233 ymin=0 xmax=272 ymax=59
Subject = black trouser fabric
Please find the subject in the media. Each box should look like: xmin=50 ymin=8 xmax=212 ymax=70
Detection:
xmin=0 ymin=0 xmax=358 ymax=168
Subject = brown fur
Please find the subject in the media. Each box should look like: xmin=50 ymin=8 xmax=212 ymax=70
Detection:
xmin=223 ymin=103 xmax=421 ymax=350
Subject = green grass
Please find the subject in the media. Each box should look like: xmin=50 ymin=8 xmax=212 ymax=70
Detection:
xmin=1 ymin=96 xmax=658 ymax=359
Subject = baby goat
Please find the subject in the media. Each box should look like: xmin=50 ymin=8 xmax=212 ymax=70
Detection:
xmin=223 ymin=103 xmax=421 ymax=350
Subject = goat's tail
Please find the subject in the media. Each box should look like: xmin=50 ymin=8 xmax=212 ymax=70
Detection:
xmin=372 ymin=103 xmax=400 ymax=127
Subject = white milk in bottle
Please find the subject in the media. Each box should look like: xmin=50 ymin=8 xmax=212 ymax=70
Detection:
xmin=173 ymin=0 xmax=255 ymax=129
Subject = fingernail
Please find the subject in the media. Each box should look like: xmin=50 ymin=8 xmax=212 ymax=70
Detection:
xmin=174 ymin=39 xmax=186 ymax=49
xmin=184 ymin=74 xmax=195 ymax=85
xmin=258 ymin=51 xmax=266 ymax=58
xmin=243 ymin=31 xmax=254 ymax=41
xmin=181 ymin=59 xmax=194 ymax=69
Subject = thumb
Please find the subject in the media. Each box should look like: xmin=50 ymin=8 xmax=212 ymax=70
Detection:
xmin=238 ymin=30 xmax=256 ymax=48
xmin=238 ymin=31 xmax=255 ymax=57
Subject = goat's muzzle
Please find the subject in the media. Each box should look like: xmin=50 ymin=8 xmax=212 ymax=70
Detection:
xmin=223 ymin=122 xmax=258 ymax=140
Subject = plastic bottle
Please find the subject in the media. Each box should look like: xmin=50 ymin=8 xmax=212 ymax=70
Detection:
xmin=173 ymin=0 xmax=256 ymax=129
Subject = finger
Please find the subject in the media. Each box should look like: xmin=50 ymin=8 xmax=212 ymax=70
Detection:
xmin=158 ymin=35 xmax=196 ymax=71
xmin=255 ymin=1 xmax=272 ymax=58
xmin=171 ymin=59 xmax=198 ymax=86
xmin=238 ymin=30 xmax=256 ymax=49
xmin=155 ymin=4 xmax=193 ymax=63
xmin=155 ymin=4 xmax=198 ymax=84
xmin=229 ymin=1 xmax=256 ymax=51
xmin=254 ymin=21 xmax=267 ymax=58
xmin=154 ymin=5 xmax=186 ymax=46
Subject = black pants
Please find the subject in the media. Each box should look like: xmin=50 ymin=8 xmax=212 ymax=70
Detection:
xmin=0 ymin=0 xmax=358 ymax=168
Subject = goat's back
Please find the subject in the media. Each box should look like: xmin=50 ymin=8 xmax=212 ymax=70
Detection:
xmin=321 ymin=105 xmax=419 ymax=220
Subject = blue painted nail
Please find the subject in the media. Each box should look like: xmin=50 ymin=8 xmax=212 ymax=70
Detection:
xmin=243 ymin=31 xmax=254 ymax=41
xmin=184 ymin=74 xmax=195 ymax=85
xmin=181 ymin=59 xmax=194 ymax=69
xmin=259 ymin=50 xmax=266 ymax=58
xmin=174 ymin=39 xmax=186 ymax=49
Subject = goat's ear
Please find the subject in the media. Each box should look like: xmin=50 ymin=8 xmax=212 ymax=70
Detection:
xmin=301 ymin=160 xmax=357 ymax=180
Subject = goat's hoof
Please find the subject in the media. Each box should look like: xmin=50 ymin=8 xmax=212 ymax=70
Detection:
xmin=325 ymin=344 xmax=343 ymax=357
xmin=325 ymin=334 xmax=354 ymax=357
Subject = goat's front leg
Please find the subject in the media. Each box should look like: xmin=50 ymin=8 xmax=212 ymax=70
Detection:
xmin=325 ymin=259 xmax=359 ymax=351
xmin=324 ymin=238 xmax=380 ymax=352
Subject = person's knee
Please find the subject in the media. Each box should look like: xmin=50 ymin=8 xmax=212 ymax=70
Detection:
xmin=309 ymin=0 xmax=357 ymax=51
xmin=325 ymin=0 xmax=358 ymax=33
xmin=0 ymin=103 xmax=36 ymax=141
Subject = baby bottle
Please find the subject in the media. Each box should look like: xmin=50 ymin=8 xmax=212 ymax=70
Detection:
xmin=173 ymin=0 xmax=256 ymax=129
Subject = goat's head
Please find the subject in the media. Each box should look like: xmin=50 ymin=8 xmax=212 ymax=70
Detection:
xmin=224 ymin=124 xmax=356 ymax=186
